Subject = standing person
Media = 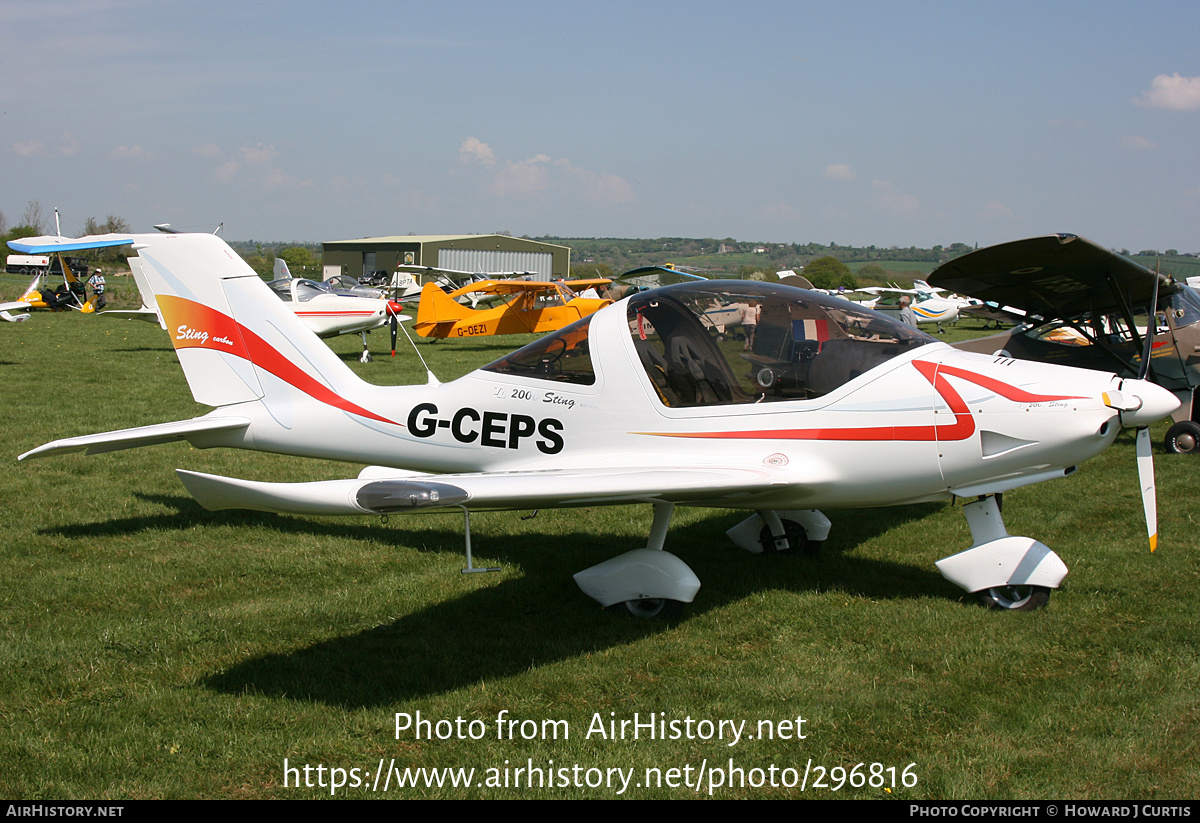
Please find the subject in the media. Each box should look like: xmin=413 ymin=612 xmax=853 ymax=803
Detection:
xmin=88 ymin=269 xmax=107 ymax=310
xmin=740 ymin=300 xmax=759 ymax=350
xmin=898 ymin=295 xmax=918 ymax=328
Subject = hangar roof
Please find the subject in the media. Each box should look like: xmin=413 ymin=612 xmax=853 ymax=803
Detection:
xmin=323 ymin=234 xmax=568 ymax=250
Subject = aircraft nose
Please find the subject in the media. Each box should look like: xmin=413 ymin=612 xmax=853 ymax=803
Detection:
xmin=1104 ymin=379 xmax=1180 ymax=428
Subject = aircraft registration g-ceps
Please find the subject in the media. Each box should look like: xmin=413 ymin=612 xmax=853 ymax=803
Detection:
xmin=11 ymin=233 xmax=1179 ymax=616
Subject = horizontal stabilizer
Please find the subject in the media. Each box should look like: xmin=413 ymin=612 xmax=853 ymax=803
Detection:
xmin=99 ymin=308 xmax=162 ymax=324
xmin=177 ymin=466 xmax=781 ymax=516
xmin=20 ymin=417 xmax=250 ymax=461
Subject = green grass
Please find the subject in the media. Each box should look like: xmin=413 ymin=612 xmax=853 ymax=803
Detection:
xmin=1 ymin=311 xmax=1197 ymax=799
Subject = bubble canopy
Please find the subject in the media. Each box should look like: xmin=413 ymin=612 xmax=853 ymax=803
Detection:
xmin=484 ymin=280 xmax=935 ymax=405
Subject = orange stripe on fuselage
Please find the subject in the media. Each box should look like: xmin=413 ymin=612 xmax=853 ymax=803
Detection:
xmin=157 ymin=295 xmax=400 ymax=426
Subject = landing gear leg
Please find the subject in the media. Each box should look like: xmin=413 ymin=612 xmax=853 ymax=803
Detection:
xmin=573 ymin=501 xmax=699 ymax=617
xmin=934 ymin=494 xmax=1065 ymax=610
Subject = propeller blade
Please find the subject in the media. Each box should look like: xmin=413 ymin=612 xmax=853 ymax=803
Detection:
xmin=1136 ymin=426 xmax=1157 ymax=552
xmin=390 ymin=314 xmax=398 ymax=356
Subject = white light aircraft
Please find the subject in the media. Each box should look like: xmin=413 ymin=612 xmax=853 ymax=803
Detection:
xmin=13 ymin=233 xmax=1178 ymax=615
xmin=855 ymin=286 xmax=967 ymax=330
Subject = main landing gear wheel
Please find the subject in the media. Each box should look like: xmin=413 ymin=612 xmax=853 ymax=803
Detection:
xmin=1164 ymin=421 xmax=1200 ymax=455
xmin=976 ymin=585 xmax=1051 ymax=611
xmin=623 ymin=598 xmax=681 ymax=619
xmin=758 ymin=520 xmax=812 ymax=555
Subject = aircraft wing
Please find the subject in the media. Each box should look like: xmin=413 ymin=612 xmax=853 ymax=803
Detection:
xmin=929 ymin=234 xmax=1176 ymax=321
xmin=444 ymin=278 xmax=561 ymax=299
xmin=177 ymin=466 xmax=784 ymax=516
xmin=616 ymin=266 xmax=707 ymax=286
xmin=396 ymin=265 xmax=537 ymax=278
xmin=562 ymin=278 xmax=612 ymax=289
xmin=8 ymin=234 xmax=134 ymax=254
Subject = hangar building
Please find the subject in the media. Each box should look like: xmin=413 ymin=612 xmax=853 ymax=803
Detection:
xmin=320 ymin=235 xmax=571 ymax=282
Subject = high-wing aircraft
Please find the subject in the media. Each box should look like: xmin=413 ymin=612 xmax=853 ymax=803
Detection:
xmin=393 ymin=265 xmax=527 ymax=304
xmin=413 ymin=276 xmax=612 ymax=339
xmin=14 ymin=232 xmax=1178 ymax=617
xmin=930 ymin=234 xmax=1200 ymax=455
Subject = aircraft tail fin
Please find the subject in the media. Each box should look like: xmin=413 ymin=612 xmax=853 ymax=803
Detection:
xmin=10 ymin=233 xmax=378 ymax=415
xmin=130 ymin=233 xmax=374 ymax=409
xmin=414 ymin=281 xmax=470 ymax=337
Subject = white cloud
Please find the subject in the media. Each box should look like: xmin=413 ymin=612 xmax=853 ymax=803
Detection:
xmin=871 ymin=180 xmax=919 ymax=217
xmin=1135 ymin=73 xmax=1200 ymax=110
xmin=13 ymin=132 xmax=78 ymax=157
xmin=239 ymin=143 xmax=279 ymax=164
xmin=823 ymin=163 xmax=856 ymax=180
xmin=261 ymin=169 xmax=313 ymax=191
xmin=552 ymin=157 xmax=635 ymax=204
xmin=459 ymin=137 xmax=497 ymax=165
xmin=111 ymin=145 xmax=148 ymax=159
xmin=980 ymin=199 xmax=1014 ymax=220
xmin=1119 ymin=135 xmax=1157 ymax=151
xmin=13 ymin=139 xmax=45 ymax=157
xmin=491 ymin=154 xmax=553 ymax=196
xmin=486 ymin=152 xmax=634 ymax=204
xmin=58 ymin=132 xmax=80 ymax=156
xmin=216 ymin=160 xmax=240 ymax=182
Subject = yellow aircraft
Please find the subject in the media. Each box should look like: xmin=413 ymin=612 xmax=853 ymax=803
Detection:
xmin=414 ymin=277 xmax=612 ymax=339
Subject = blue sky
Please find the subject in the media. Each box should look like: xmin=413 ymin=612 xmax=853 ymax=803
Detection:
xmin=4 ymin=0 xmax=1199 ymax=251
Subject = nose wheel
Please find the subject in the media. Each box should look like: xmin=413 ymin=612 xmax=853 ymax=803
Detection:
xmin=976 ymin=585 xmax=1051 ymax=611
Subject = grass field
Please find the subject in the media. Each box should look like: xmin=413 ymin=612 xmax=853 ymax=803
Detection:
xmin=1 ymin=308 xmax=1197 ymax=799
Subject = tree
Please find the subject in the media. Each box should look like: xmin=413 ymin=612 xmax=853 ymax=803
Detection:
xmin=84 ymin=215 xmax=131 ymax=235
xmin=279 ymin=246 xmax=317 ymax=275
xmin=21 ymin=200 xmax=46 ymax=234
xmin=802 ymin=256 xmax=853 ymax=290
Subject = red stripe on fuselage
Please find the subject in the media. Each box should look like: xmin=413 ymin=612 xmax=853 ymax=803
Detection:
xmin=642 ymin=359 xmax=1088 ymax=443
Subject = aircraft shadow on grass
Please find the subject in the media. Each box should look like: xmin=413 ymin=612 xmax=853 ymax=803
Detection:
xmin=43 ymin=492 xmax=956 ymax=706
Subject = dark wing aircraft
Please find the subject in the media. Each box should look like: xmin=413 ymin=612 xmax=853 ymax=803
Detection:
xmin=931 ymin=233 xmax=1200 ymax=453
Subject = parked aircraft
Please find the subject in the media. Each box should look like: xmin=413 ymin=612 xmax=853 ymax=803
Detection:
xmin=14 ymin=232 xmax=1177 ymax=616
xmin=11 ymin=234 xmax=129 ymax=314
xmin=855 ymin=287 xmax=966 ymax=331
xmin=1 ymin=301 xmax=31 ymax=322
xmin=265 ymin=277 xmax=404 ymax=340
xmin=930 ymin=234 xmax=1200 ymax=455
xmin=394 ymin=265 xmax=527 ymax=305
xmin=413 ymin=276 xmax=612 ymax=339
